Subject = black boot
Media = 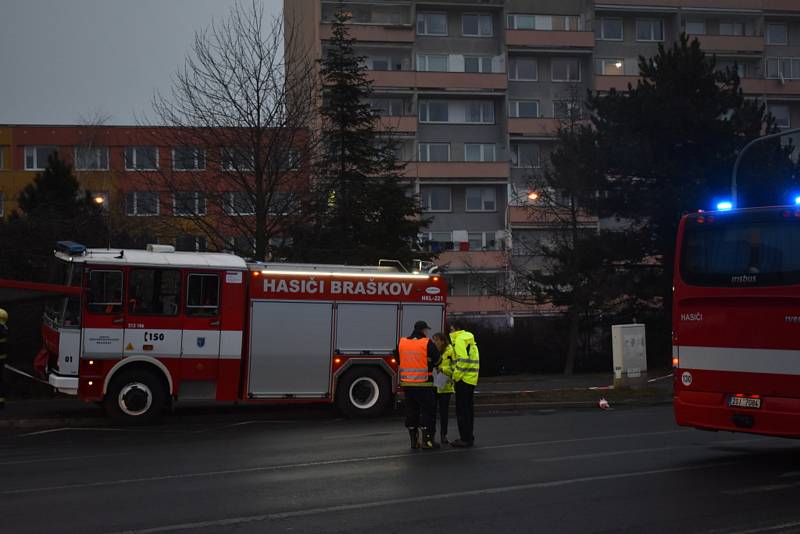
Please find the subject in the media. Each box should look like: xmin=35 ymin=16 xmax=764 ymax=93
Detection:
xmin=421 ymin=428 xmax=440 ymax=450
xmin=408 ymin=428 xmax=420 ymax=450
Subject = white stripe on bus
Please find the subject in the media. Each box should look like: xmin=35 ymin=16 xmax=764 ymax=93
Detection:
xmin=680 ymin=346 xmax=800 ymax=375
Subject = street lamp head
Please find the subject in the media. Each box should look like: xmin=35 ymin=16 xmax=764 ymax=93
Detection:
xmin=527 ymin=191 xmax=539 ymax=201
xmin=93 ymin=195 xmax=105 ymax=205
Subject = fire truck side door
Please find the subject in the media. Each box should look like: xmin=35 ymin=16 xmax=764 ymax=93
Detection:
xmin=123 ymin=268 xmax=183 ymax=360
xmin=82 ymin=269 xmax=125 ymax=360
xmin=181 ymin=272 xmax=222 ymax=362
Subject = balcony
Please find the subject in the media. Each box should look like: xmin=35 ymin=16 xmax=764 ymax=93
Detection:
xmin=591 ymin=0 xmax=762 ymax=8
xmin=367 ymin=70 xmax=416 ymax=88
xmin=376 ymin=115 xmax=417 ymax=133
xmin=405 ymin=161 xmax=510 ymax=179
xmin=508 ymin=206 xmax=598 ymax=226
xmin=320 ymin=23 xmax=414 ymax=43
xmin=415 ymin=72 xmax=507 ymax=91
xmin=741 ymin=78 xmax=800 ymax=96
xmin=594 ymin=75 xmax=640 ymax=92
xmin=694 ymin=35 xmax=764 ymax=54
xmin=438 ymin=251 xmax=508 ymax=271
xmin=506 ymin=30 xmax=595 ymax=50
xmin=764 ymin=0 xmax=800 ymax=10
xmin=508 ymin=118 xmax=560 ymax=137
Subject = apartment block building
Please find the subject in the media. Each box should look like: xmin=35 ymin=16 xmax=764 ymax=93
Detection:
xmin=285 ymin=0 xmax=800 ymax=324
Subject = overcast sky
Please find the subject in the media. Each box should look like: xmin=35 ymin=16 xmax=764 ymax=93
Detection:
xmin=0 ymin=0 xmax=283 ymax=125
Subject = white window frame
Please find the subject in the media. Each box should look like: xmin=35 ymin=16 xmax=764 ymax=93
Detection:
xmin=173 ymin=191 xmax=207 ymax=216
xmin=596 ymin=58 xmax=625 ymax=76
xmin=462 ymin=13 xmax=493 ymax=37
xmin=511 ymin=143 xmax=541 ymax=168
xmin=508 ymin=100 xmax=540 ymax=118
xmin=126 ymin=191 xmax=159 ymax=216
xmin=420 ymin=186 xmax=452 ymax=212
xmin=766 ymin=57 xmax=800 ymax=80
xmin=418 ymin=101 xmax=450 ymax=123
xmin=24 ymin=146 xmax=57 ymax=171
xmin=466 ymin=101 xmax=495 ymax=124
xmin=598 ymin=17 xmax=623 ymax=41
xmin=506 ymin=14 xmax=535 ymax=30
xmin=508 ymin=58 xmax=538 ymax=81
xmin=464 ymin=143 xmax=496 ymax=162
xmin=685 ymin=20 xmax=706 ymax=35
xmin=224 ymin=191 xmax=255 ymax=216
xmin=769 ymin=104 xmax=791 ymax=128
xmin=719 ymin=20 xmax=745 ymax=37
xmin=74 ymin=146 xmax=109 ymax=171
xmin=369 ymin=98 xmax=404 ymax=117
xmin=417 ymin=12 xmax=448 ymax=36
xmin=636 ymin=18 xmax=664 ymax=42
xmin=465 ymin=186 xmax=497 ymax=212
xmin=172 ymin=147 xmax=206 ymax=171
xmin=464 ymin=56 xmax=493 ymax=73
xmin=418 ymin=143 xmax=451 ymax=162
xmin=767 ymin=23 xmax=788 ymax=45
xmin=417 ymin=54 xmax=449 ymax=72
xmin=423 ymin=231 xmax=456 ymax=252
xmin=551 ymin=58 xmax=581 ymax=82
xmin=124 ymin=146 xmax=159 ymax=171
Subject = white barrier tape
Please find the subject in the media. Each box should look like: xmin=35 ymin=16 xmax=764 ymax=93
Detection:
xmin=3 ymin=364 xmax=50 ymax=385
xmin=647 ymin=373 xmax=672 ymax=383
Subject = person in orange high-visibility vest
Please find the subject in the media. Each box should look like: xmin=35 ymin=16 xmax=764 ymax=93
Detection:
xmin=397 ymin=320 xmax=441 ymax=450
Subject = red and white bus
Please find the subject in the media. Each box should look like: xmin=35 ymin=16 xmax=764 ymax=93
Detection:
xmin=3 ymin=242 xmax=446 ymax=422
xmin=673 ymin=205 xmax=800 ymax=437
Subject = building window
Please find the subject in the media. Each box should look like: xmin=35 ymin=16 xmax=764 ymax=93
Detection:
xmin=552 ymin=58 xmax=581 ymax=82
xmin=598 ymin=17 xmax=623 ymax=40
xmin=127 ymin=268 xmax=181 ymax=316
xmin=173 ymin=192 xmax=206 ymax=216
xmin=419 ymin=101 xmax=449 ymax=122
xmin=636 ymin=19 xmax=663 ymax=41
xmin=370 ymin=98 xmax=404 ymax=116
xmin=0 ymin=146 xmax=6 ymax=169
xmin=596 ymin=58 xmax=625 ymax=76
xmin=24 ymin=146 xmax=57 ymax=171
xmin=716 ymin=60 xmax=747 ymax=78
xmin=766 ymin=57 xmax=800 ymax=79
xmin=420 ymin=186 xmax=451 ymax=212
xmin=554 ymin=100 xmax=582 ymax=120
xmin=417 ymin=54 xmax=448 ymax=72
xmin=418 ymin=143 xmax=450 ymax=162
xmin=224 ymin=192 xmax=255 ymax=215
xmin=267 ymin=191 xmax=297 ymax=215
xmin=466 ymin=101 xmax=495 ymax=123
xmin=508 ymin=100 xmax=540 ymax=118
xmin=186 ymin=274 xmax=219 ymax=316
xmin=467 ymin=231 xmax=501 ymax=251
xmin=465 ymin=187 xmax=496 ymax=212
xmin=173 ymin=147 xmax=206 ymax=171
xmin=369 ymin=56 xmax=391 ymax=71
xmin=462 ymin=13 xmax=492 ymax=37
xmin=175 ymin=236 xmax=207 ymax=252
xmin=507 ymin=14 xmax=536 ymax=30
xmin=769 ymin=104 xmax=791 ymax=128
xmin=124 ymin=146 xmax=158 ymax=170
xmin=509 ymin=58 xmax=538 ymax=81
xmin=685 ymin=20 xmax=706 ymax=35
xmin=221 ymin=147 xmax=255 ymax=171
xmin=417 ymin=12 xmax=447 ymax=36
xmin=74 ymin=146 xmax=109 ymax=170
xmin=719 ymin=21 xmax=745 ymax=36
xmin=767 ymin=23 xmax=788 ymax=45
xmin=507 ymin=14 xmax=580 ymax=31
xmin=423 ymin=232 xmax=454 ymax=253
xmin=464 ymin=56 xmax=493 ymax=73
xmin=125 ymin=191 xmax=159 ymax=216
xmin=229 ymin=235 xmax=255 ymax=256
xmin=464 ymin=143 xmax=496 ymax=162
xmin=511 ymin=143 xmax=540 ymax=168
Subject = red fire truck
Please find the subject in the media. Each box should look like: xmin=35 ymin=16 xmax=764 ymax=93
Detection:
xmin=673 ymin=205 xmax=800 ymax=437
xmin=3 ymin=242 xmax=446 ymax=422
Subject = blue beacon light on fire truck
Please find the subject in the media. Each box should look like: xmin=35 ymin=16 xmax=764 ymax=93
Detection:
xmin=716 ymin=201 xmax=733 ymax=211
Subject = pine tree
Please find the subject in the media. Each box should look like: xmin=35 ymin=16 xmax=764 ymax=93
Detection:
xmin=289 ymin=9 xmax=427 ymax=266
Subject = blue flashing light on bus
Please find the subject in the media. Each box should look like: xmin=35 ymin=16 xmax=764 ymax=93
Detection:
xmin=716 ymin=201 xmax=733 ymax=211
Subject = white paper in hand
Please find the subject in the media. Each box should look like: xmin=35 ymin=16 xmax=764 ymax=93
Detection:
xmin=432 ymin=369 xmax=449 ymax=389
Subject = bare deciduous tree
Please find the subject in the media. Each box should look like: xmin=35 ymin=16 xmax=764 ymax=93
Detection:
xmin=140 ymin=0 xmax=319 ymax=259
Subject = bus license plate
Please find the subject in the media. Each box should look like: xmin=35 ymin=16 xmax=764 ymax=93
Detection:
xmin=728 ymin=396 xmax=761 ymax=409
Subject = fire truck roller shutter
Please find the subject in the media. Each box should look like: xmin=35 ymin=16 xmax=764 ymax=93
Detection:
xmin=335 ymin=303 xmax=398 ymax=354
xmin=400 ymin=304 xmax=444 ymax=337
xmin=248 ymin=301 xmax=333 ymax=398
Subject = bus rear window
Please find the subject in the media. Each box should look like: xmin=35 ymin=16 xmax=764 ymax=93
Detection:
xmin=681 ymin=219 xmax=800 ymax=286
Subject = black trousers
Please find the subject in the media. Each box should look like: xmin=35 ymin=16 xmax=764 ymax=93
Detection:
xmin=404 ymin=386 xmax=436 ymax=433
xmin=436 ymin=392 xmax=452 ymax=438
xmin=455 ymin=380 xmax=475 ymax=444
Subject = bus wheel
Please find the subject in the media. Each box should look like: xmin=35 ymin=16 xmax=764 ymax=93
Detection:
xmin=336 ymin=367 xmax=391 ymax=418
xmin=104 ymin=368 xmax=167 ymax=424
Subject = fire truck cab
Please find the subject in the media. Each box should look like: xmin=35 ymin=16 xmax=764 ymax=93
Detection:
xmin=35 ymin=242 xmax=447 ymax=422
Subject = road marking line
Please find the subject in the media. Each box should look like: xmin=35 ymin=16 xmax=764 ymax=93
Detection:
xmin=0 ymin=429 xmax=690 ymax=496
xmin=0 ymin=452 xmax=126 ymax=467
xmin=15 ymin=427 xmax=131 ymax=438
xmin=722 ymin=482 xmax=800 ymax=496
xmin=715 ymin=520 xmax=800 ymax=534
xmin=779 ymin=471 xmax=800 ymax=479
xmin=109 ymin=461 xmax=736 ymax=533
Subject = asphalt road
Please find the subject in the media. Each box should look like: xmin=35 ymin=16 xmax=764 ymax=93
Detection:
xmin=1 ymin=405 xmax=799 ymax=534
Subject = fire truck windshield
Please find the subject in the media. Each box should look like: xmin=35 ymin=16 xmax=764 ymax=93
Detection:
xmin=681 ymin=214 xmax=800 ymax=287
xmin=43 ymin=258 xmax=83 ymax=328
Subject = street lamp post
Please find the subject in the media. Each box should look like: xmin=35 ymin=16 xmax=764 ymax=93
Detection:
xmin=731 ymin=127 xmax=800 ymax=207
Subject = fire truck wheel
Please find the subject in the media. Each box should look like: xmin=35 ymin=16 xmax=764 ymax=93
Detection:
xmin=336 ymin=367 xmax=391 ymax=418
xmin=104 ymin=368 xmax=167 ymax=424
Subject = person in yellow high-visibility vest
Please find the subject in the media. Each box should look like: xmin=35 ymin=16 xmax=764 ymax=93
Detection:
xmin=0 ymin=308 xmax=7 ymax=410
xmin=396 ymin=321 xmax=441 ymax=450
xmin=449 ymin=319 xmax=479 ymax=448
xmin=432 ymin=332 xmax=455 ymax=445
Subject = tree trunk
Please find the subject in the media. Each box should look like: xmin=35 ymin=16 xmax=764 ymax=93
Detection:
xmin=563 ymin=305 xmax=580 ymax=375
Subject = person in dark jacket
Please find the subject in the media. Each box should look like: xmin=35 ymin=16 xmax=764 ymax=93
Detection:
xmin=0 ymin=308 xmax=7 ymax=410
xmin=396 ymin=320 xmax=441 ymax=450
